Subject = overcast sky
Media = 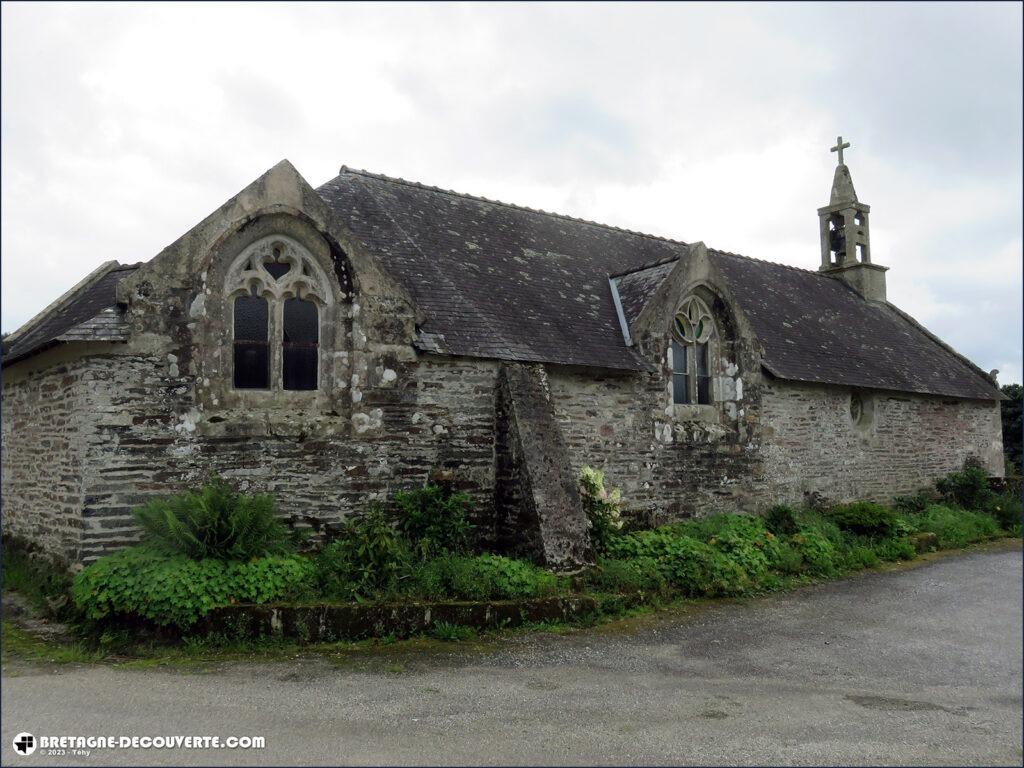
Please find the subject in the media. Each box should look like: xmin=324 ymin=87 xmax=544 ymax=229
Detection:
xmin=3 ymin=2 xmax=1021 ymax=382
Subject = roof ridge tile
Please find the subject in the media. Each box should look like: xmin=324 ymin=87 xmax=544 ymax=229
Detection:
xmin=337 ymin=165 xmax=690 ymax=247
xmin=336 ymin=167 xmax=828 ymax=279
xmin=709 ymin=248 xmax=822 ymax=277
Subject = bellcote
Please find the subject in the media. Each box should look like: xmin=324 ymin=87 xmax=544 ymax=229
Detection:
xmin=817 ymin=136 xmax=887 ymax=301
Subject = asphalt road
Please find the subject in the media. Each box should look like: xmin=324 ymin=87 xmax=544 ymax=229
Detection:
xmin=2 ymin=544 xmax=1021 ymax=766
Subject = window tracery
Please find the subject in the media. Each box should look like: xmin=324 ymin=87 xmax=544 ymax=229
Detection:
xmin=225 ymin=236 xmax=333 ymax=392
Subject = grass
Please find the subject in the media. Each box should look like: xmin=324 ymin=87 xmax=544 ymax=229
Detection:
xmin=429 ymin=621 xmax=477 ymax=642
xmin=907 ymin=505 xmax=1003 ymax=549
xmin=1 ymin=622 xmax=102 ymax=666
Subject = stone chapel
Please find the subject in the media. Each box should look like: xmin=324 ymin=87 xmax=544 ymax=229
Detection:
xmin=1 ymin=140 xmax=1004 ymax=568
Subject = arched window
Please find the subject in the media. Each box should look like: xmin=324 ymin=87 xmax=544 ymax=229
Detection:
xmin=671 ymin=296 xmax=715 ymax=405
xmin=225 ymin=236 xmax=332 ymax=392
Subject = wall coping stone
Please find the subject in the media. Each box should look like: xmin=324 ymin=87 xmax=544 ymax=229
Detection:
xmin=196 ymin=594 xmax=640 ymax=643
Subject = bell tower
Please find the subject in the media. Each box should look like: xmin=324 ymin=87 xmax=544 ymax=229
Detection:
xmin=818 ymin=136 xmax=887 ymax=301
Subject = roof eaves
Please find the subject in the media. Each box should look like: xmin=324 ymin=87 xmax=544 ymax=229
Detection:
xmin=5 ymin=260 xmax=121 ymax=344
xmin=760 ymin=361 xmax=999 ymax=401
xmin=2 ymin=338 xmax=63 ymax=367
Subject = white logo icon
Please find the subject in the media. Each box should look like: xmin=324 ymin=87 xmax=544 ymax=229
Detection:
xmin=13 ymin=733 xmax=36 ymax=756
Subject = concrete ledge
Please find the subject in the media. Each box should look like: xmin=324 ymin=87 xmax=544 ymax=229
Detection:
xmin=197 ymin=594 xmax=639 ymax=643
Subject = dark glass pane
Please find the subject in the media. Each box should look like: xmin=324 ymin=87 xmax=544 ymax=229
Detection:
xmin=696 ymin=343 xmax=709 ymax=375
xmin=264 ymin=261 xmax=291 ymax=280
xmin=234 ymin=342 xmax=269 ymax=389
xmin=671 ymin=340 xmax=687 ymax=374
xmin=284 ymin=298 xmax=318 ymax=343
xmin=697 ymin=376 xmax=711 ymax=405
xmin=283 ymin=347 xmax=317 ymax=391
xmin=283 ymin=298 xmax=318 ymax=390
xmin=673 ymin=373 xmax=690 ymax=405
xmin=234 ymin=295 xmax=268 ymax=341
xmin=696 ymin=344 xmax=711 ymax=404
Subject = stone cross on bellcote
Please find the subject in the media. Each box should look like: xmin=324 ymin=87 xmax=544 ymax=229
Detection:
xmin=830 ymin=136 xmax=851 ymax=166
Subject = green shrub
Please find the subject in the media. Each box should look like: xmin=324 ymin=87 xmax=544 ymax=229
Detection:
xmin=936 ymin=466 xmax=993 ymax=511
xmin=700 ymin=516 xmax=777 ymax=583
xmin=675 ymin=514 xmax=797 ymax=584
xmin=842 ymin=544 xmax=880 ymax=570
xmin=463 ymin=555 xmax=559 ymax=600
xmin=132 ymin=477 xmax=293 ymax=561
xmin=909 ymin=504 xmax=1001 ymax=549
xmin=891 ymin=517 xmax=915 ymax=538
xmin=828 ymin=502 xmax=897 ymax=537
xmin=71 ymin=546 xmax=316 ymax=630
xmin=317 ymin=505 xmax=409 ymax=601
xmin=986 ymin=491 xmax=1022 ymax=533
xmin=790 ymin=529 xmax=839 ymax=576
xmin=770 ymin=543 xmax=805 ymax=575
xmin=606 ymin=528 xmax=750 ymax=597
xmin=393 ymin=484 xmax=474 ymax=558
xmin=873 ymin=537 xmax=916 ymax=562
xmin=579 ymin=467 xmax=624 ymax=553
xmin=586 ymin=557 xmax=668 ymax=594
xmin=406 ymin=554 xmax=559 ymax=601
xmin=668 ymin=538 xmax=750 ymax=597
xmin=892 ymin=493 xmax=933 ymax=516
xmin=763 ymin=504 xmax=799 ymax=536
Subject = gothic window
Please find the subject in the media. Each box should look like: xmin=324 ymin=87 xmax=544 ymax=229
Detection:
xmin=225 ymin=236 xmax=333 ymax=393
xmin=671 ymin=296 xmax=715 ymax=406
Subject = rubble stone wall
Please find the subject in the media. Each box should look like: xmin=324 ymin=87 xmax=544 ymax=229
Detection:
xmin=758 ymin=382 xmax=1004 ymax=504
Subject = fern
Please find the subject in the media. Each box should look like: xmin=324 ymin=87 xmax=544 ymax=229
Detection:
xmin=132 ymin=477 xmax=292 ymax=561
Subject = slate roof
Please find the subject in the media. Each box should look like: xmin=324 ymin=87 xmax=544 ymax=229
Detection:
xmin=612 ymin=258 xmax=678 ymax=328
xmin=318 ymin=167 xmax=999 ymax=400
xmin=710 ymin=251 xmax=999 ymax=399
xmin=318 ymin=168 xmax=682 ymax=371
xmin=3 ymin=263 xmax=139 ymax=364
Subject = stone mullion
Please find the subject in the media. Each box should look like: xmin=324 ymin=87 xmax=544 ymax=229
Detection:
xmin=269 ymin=294 xmax=284 ymax=391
